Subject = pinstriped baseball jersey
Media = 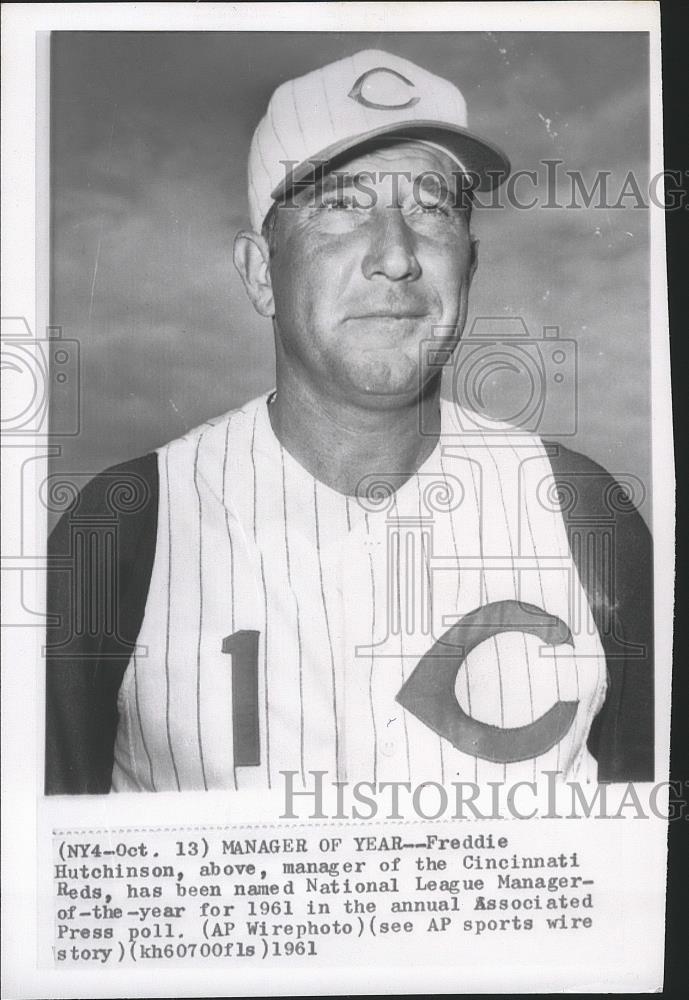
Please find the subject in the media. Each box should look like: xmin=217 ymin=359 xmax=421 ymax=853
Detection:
xmin=111 ymin=392 xmax=607 ymax=792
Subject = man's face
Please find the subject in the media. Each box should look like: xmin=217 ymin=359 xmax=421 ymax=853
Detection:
xmin=265 ymin=140 xmax=478 ymax=407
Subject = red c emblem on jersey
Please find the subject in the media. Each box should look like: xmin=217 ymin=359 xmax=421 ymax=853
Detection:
xmin=395 ymin=600 xmax=578 ymax=763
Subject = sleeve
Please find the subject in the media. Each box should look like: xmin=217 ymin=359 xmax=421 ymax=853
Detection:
xmin=547 ymin=443 xmax=654 ymax=782
xmin=45 ymin=453 xmax=159 ymax=794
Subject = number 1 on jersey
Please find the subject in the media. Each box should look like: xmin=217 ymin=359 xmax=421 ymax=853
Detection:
xmin=222 ymin=630 xmax=261 ymax=766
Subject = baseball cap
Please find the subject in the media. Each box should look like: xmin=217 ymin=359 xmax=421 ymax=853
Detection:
xmin=248 ymin=48 xmax=511 ymax=231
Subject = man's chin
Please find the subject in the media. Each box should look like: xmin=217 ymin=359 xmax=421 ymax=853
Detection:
xmin=340 ymin=362 xmax=429 ymax=407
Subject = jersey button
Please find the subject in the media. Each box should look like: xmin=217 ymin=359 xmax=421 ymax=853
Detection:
xmin=380 ymin=739 xmax=396 ymax=757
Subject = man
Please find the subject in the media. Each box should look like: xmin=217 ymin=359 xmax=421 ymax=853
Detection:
xmin=45 ymin=49 xmax=653 ymax=794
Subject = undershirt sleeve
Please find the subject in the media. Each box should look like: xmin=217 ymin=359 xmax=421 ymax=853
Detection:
xmin=45 ymin=452 xmax=159 ymax=794
xmin=547 ymin=442 xmax=654 ymax=782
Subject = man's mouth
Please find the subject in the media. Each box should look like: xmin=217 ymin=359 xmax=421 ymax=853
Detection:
xmin=347 ymin=310 xmax=428 ymax=320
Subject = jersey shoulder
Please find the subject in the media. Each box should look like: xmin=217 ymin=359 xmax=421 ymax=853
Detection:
xmin=156 ymin=394 xmax=270 ymax=459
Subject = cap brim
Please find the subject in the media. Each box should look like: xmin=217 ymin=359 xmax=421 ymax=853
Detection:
xmin=270 ymin=120 xmax=510 ymax=206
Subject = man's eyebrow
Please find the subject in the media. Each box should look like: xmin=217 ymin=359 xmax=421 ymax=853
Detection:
xmin=291 ymin=172 xmax=364 ymax=204
xmin=318 ymin=172 xmax=365 ymax=193
xmin=288 ymin=172 xmax=358 ymax=200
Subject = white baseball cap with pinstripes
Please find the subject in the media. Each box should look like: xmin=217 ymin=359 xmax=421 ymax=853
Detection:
xmin=248 ymin=48 xmax=510 ymax=231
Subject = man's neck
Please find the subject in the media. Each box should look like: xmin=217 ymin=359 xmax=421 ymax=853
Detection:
xmin=268 ymin=376 xmax=442 ymax=496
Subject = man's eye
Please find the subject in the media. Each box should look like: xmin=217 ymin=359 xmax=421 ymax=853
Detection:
xmin=418 ymin=201 xmax=450 ymax=215
xmin=403 ymin=196 xmax=451 ymax=218
xmin=321 ymin=195 xmax=355 ymax=211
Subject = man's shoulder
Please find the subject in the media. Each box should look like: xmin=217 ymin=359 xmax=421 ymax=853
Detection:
xmin=61 ymin=393 xmax=270 ymax=522
xmin=158 ymin=394 xmax=268 ymax=458
xmin=544 ymin=438 xmax=624 ymax=480
xmin=48 ymin=452 xmax=159 ymax=555
xmin=542 ymin=439 xmax=651 ymax=538
xmin=439 ymin=401 xmax=650 ymax=534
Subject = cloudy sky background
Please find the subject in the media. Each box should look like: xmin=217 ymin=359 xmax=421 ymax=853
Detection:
xmin=50 ymin=31 xmax=651 ymax=517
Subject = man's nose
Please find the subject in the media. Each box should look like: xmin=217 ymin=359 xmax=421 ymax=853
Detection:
xmin=361 ymin=209 xmax=422 ymax=282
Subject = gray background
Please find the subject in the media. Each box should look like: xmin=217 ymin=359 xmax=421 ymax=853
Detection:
xmin=49 ymin=31 xmax=651 ymax=517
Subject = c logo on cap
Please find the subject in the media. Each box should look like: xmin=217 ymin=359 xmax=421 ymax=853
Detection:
xmin=349 ymin=67 xmax=421 ymax=110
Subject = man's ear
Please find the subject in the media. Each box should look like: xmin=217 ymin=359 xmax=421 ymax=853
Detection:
xmin=468 ymin=236 xmax=479 ymax=284
xmin=233 ymin=231 xmax=275 ymax=318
